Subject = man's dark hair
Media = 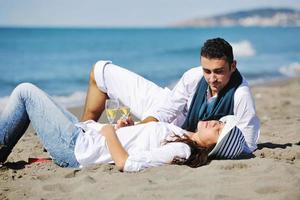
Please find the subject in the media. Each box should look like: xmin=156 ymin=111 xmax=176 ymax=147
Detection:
xmin=201 ymin=38 xmax=234 ymax=64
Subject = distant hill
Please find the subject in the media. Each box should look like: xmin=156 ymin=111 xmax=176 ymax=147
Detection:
xmin=172 ymin=8 xmax=300 ymax=27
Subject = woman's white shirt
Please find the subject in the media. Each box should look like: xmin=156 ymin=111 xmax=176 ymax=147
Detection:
xmin=74 ymin=121 xmax=191 ymax=172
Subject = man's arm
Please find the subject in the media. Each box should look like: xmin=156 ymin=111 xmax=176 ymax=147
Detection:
xmin=101 ymin=125 xmax=129 ymax=171
xmin=234 ymin=84 xmax=260 ymax=152
xmin=146 ymin=67 xmax=202 ymax=124
xmin=81 ymin=65 xmax=108 ymax=122
xmin=139 ymin=116 xmax=158 ymax=124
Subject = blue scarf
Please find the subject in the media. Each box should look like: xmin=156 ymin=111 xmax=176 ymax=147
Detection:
xmin=181 ymin=70 xmax=243 ymax=131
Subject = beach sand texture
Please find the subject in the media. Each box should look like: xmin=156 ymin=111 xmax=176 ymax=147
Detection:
xmin=1 ymin=78 xmax=300 ymax=200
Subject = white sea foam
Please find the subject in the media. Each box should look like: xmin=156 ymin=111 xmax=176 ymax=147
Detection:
xmin=167 ymin=80 xmax=178 ymax=90
xmin=279 ymin=62 xmax=300 ymax=77
xmin=52 ymin=91 xmax=86 ymax=108
xmin=0 ymin=96 xmax=10 ymax=112
xmin=0 ymin=91 xmax=86 ymax=112
xmin=231 ymin=40 xmax=256 ymax=57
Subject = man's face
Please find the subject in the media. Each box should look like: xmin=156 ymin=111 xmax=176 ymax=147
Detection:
xmin=201 ymin=56 xmax=236 ymax=96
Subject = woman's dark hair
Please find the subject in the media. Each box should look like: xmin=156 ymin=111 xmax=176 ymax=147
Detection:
xmin=201 ymin=38 xmax=234 ymax=65
xmin=166 ymin=134 xmax=213 ymax=168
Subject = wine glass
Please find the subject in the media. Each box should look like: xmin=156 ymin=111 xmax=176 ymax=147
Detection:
xmin=105 ymin=99 xmax=119 ymax=124
xmin=119 ymin=105 xmax=130 ymax=119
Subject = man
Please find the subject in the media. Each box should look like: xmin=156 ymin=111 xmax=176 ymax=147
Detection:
xmin=81 ymin=38 xmax=260 ymax=155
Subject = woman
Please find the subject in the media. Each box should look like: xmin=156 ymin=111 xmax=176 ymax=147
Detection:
xmin=0 ymin=83 xmax=245 ymax=172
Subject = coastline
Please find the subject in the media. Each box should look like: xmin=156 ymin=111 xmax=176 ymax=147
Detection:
xmin=1 ymin=77 xmax=300 ymax=200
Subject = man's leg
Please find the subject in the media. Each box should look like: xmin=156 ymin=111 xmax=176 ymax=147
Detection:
xmin=81 ymin=63 xmax=108 ymax=121
xmin=82 ymin=60 xmax=168 ymax=121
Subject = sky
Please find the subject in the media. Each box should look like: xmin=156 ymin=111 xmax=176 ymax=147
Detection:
xmin=0 ymin=0 xmax=300 ymax=27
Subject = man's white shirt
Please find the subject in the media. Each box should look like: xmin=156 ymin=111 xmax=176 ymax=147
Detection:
xmin=149 ymin=67 xmax=260 ymax=152
xmin=93 ymin=61 xmax=260 ymax=153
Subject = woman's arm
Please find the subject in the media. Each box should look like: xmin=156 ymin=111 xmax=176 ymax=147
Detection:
xmin=101 ymin=125 xmax=129 ymax=171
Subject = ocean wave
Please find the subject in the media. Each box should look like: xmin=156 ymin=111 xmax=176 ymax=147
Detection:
xmin=0 ymin=91 xmax=86 ymax=112
xmin=166 ymin=46 xmax=199 ymax=55
xmin=166 ymin=80 xmax=179 ymax=90
xmin=52 ymin=91 xmax=86 ymax=108
xmin=231 ymin=40 xmax=256 ymax=57
xmin=279 ymin=62 xmax=300 ymax=77
xmin=0 ymin=96 xmax=10 ymax=112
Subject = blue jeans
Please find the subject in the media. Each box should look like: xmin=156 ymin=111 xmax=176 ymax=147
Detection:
xmin=0 ymin=83 xmax=81 ymax=168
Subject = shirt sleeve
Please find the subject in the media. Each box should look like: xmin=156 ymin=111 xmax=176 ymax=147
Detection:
xmin=234 ymin=79 xmax=261 ymax=153
xmin=150 ymin=67 xmax=202 ymax=124
xmin=123 ymin=142 xmax=191 ymax=172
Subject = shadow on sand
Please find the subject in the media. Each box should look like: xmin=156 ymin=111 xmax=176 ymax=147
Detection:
xmin=257 ymin=142 xmax=293 ymax=150
xmin=2 ymin=161 xmax=28 ymax=170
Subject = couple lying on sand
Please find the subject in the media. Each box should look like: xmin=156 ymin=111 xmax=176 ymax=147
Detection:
xmin=0 ymin=38 xmax=260 ymax=172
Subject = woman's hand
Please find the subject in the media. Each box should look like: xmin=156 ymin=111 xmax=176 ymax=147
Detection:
xmin=115 ymin=116 xmax=134 ymax=129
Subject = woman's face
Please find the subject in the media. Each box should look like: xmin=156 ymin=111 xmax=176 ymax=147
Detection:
xmin=195 ymin=120 xmax=225 ymax=148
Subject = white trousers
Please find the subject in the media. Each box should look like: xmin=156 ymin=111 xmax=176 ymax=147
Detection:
xmin=93 ymin=60 xmax=170 ymax=120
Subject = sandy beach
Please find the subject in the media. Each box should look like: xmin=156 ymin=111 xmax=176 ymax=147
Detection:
xmin=1 ymin=78 xmax=300 ymax=200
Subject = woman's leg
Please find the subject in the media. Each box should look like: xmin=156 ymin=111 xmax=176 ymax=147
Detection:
xmin=0 ymin=83 xmax=80 ymax=167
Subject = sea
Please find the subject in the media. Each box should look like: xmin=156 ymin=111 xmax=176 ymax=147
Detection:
xmin=0 ymin=27 xmax=299 ymax=110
